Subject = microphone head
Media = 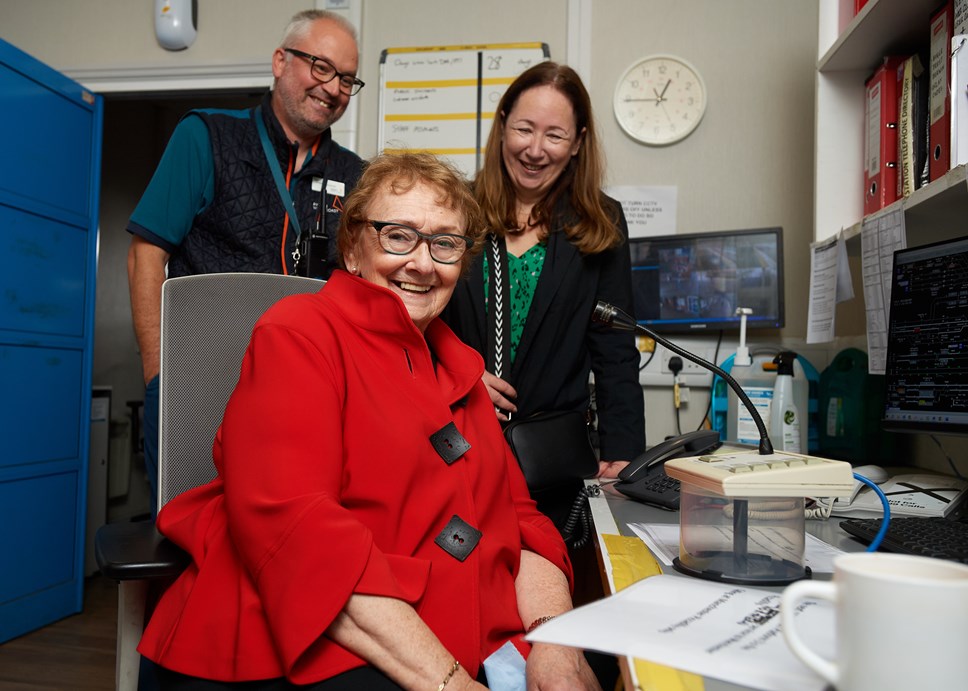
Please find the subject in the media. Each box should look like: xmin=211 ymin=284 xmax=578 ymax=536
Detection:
xmin=592 ymin=300 xmax=637 ymax=331
xmin=592 ymin=301 xmax=615 ymax=325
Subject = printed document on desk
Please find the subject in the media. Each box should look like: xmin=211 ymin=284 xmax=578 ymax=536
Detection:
xmin=527 ymin=575 xmax=831 ymax=691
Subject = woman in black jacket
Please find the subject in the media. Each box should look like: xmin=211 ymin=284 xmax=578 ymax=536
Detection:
xmin=442 ymin=61 xmax=645 ymax=519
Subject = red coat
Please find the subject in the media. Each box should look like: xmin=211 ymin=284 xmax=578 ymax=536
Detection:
xmin=138 ymin=271 xmax=571 ymax=683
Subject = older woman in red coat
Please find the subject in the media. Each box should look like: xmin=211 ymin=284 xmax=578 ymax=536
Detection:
xmin=138 ymin=153 xmax=601 ymax=691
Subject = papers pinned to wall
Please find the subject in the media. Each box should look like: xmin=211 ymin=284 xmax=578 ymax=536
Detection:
xmin=605 ymin=185 xmax=677 ymax=238
xmin=806 ymin=232 xmax=854 ymax=344
xmin=860 ymin=209 xmax=906 ymax=374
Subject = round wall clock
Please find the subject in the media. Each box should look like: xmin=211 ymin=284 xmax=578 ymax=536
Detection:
xmin=613 ymin=54 xmax=707 ymax=146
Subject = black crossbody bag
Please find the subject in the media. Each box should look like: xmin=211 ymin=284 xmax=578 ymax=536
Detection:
xmin=486 ymin=234 xmax=599 ymax=543
xmin=503 ymin=410 xmax=598 ymax=491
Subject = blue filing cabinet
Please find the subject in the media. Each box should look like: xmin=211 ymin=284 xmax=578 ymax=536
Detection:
xmin=0 ymin=38 xmax=103 ymax=641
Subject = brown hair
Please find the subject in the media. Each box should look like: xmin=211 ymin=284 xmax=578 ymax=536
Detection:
xmin=338 ymin=152 xmax=485 ymax=275
xmin=475 ymin=61 xmax=621 ymax=254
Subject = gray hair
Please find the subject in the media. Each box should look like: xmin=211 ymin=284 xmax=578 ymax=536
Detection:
xmin=280 ymin=10 xmax=358 ymax=48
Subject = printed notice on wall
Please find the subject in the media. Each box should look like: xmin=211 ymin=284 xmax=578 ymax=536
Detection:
xmin=605 ymin=185 xmax=677 ymax=237
xmin=527 ymin=575 xmax=830 ymax=691
xmin=806 ymin=232 xmax=853 ymax=344
xmin=861 ymin=210 xmax=906 ymax=374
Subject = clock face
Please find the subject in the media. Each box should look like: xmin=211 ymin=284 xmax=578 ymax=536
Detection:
xmin=613 ymin=55 xmax=707 ymax=146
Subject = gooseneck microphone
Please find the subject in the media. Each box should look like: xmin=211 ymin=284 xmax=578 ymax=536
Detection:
xmin=592 ymin=300 xmax=774 ymax=456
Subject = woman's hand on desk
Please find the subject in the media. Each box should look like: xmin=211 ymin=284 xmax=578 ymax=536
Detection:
xmin=482 ymin=370 xmax=518 ymax=421
xmin=526 ymin=643 xmax=602 ymax=690
xmin=596 ymin=460 xmax=629 ymax=479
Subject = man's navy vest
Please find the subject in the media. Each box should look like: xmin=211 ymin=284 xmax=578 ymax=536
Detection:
xmin=167 ymin=93 xmax=363 ymax=279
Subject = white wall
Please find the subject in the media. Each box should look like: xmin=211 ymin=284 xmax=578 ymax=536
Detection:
xmin=0 ymin=0 xmax=822 ymax=449
xmin=0 ymin=0 xmax=299 ymax=66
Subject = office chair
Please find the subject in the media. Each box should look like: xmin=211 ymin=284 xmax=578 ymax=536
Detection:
xmin=95 ymin=272 xmax=325 ymax=691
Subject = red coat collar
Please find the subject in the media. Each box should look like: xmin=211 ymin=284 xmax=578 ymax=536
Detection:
xmin=324 ymin=271 xmax=484 ymax=407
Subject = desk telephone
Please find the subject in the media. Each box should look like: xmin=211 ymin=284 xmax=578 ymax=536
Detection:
xmin=613 ymin=429 xmax=722 ymax=510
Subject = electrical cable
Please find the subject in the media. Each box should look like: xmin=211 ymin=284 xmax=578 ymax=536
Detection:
xmin=805 ymin=472 xmax=893 ymax=532
xmin=930 ymin=435 xmax=966 ymax=479
xmin=668 ymin=356 xmax=683 ymax=436
xmin=697 ymin=330 xmax=724 ymax=431
xmin=723 ymin=499 xmax=803 ymax=521
xmin=854 ymin=472 xmax=891 ymax=551
xmin=804 ymin=498 xmax=834 ymax=521
xmin=560 ymin=484 xmax=601 ymax=549
xmin=639 ymin=348 xmax=656 ymax=371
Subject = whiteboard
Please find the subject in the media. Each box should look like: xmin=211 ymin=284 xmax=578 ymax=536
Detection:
xmin=378 ymin=42 xmax=550 ymax=179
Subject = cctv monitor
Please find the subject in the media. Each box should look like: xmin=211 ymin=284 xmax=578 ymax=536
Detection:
xmin=627 ymin=227 xmax=784 ymax=333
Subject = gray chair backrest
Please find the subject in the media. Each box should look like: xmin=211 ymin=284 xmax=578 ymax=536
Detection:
xmin=158 ymin=273 xmax=324 ymax=508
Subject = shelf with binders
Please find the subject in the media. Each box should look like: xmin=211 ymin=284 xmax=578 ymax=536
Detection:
xmin=835 ymin=163 xmax=968 ymax=249
xmin=816 ymin=0 xmax=968 ymax=244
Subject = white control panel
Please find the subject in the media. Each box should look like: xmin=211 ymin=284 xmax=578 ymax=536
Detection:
xmin=664 ymin=451 xmax=854 ymax=498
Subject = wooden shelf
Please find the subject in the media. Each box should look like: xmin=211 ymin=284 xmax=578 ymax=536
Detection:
xmin=839 ymin=165 xmax=968 ymax=244
xmin=820 ymin=0 xmax=940 ymax=73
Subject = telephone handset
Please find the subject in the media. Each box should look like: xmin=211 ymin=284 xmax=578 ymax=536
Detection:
xmin=619 ymin=429 xmax=722 ymax=481
xmin=613 ymin=429 xmax=722 ymax=510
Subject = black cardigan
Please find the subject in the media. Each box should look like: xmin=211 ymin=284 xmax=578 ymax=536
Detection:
xmin=442 ymin=195 xmax=646 ymax=461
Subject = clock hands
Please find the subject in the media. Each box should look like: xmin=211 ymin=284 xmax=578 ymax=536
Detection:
xmin=627 ymin=78 xmax=675 ymax=107
xmin=651 ymin=79 xmax=673 ymax=106
xmin=659 ymin=101 xmax=675 ymax=128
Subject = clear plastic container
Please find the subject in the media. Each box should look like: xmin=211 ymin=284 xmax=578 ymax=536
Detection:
xmin=674 ymin=481 xmax=810 ymax=585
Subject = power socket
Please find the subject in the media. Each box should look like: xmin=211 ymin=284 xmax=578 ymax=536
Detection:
xmin=639 ymin=344 xmax=715 ymax=388
xmin=661 ymin=350 xmax=708 ymax=375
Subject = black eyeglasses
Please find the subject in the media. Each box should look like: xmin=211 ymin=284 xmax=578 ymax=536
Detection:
xmin=367 ymin=221 xmax=472 ymax=265
xmin=284 ymin=48 xmax=365 ymax=96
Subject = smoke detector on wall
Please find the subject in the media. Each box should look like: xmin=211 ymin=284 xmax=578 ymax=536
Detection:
xmin=155 ymin=0 xmax=197 ymax=51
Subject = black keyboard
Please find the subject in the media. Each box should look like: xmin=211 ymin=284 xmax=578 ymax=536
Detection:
xmin=840 ymin=517 xmax=968 ymax=564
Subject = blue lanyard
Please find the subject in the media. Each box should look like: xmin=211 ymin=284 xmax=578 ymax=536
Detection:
xmin=252 ymin=105 xmax=303 ymax=244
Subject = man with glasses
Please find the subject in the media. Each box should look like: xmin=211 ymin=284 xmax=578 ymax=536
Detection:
xmin=126 ymin=9 xmax=364 ymax=517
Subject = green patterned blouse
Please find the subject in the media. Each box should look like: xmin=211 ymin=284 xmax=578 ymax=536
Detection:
xmin=483 ymin=241 xmax=547 ymax=364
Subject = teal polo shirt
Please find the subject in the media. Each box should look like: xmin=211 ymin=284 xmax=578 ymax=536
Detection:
xmin=127 ymin=112 xmax=220 ymax=253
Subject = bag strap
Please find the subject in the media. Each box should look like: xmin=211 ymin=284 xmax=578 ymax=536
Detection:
xmin=485 ymin=233 xmax=513 ymax=381
xmin=252 ymin=106 xmax=303 ymax=245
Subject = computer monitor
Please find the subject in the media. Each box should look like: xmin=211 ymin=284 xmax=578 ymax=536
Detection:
xmin=883 ymin=235 xmax=968 ymax=436
xmin=627 ymin=227 xmax=784 ymax=333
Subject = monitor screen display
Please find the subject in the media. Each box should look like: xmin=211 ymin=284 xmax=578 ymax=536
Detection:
xmin=883 ymin=235 xmax=968 ymax=436
xmin=627 ymin=227 xmax=784 ymax=332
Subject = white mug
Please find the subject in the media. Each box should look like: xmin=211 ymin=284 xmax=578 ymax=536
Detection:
xmin=780 ymin=552 xmax=968 ymax=691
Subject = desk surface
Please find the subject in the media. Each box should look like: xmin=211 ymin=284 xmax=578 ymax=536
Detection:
xmin=587 ymin=484 xmax=865 ymax=691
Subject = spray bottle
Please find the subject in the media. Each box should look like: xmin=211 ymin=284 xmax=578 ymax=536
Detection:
xmin=769 ymin=351 xmax=802 ymax=452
